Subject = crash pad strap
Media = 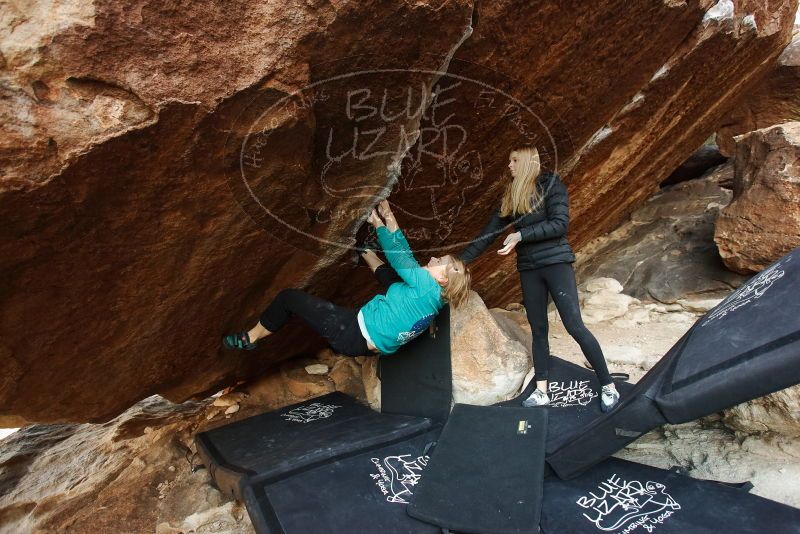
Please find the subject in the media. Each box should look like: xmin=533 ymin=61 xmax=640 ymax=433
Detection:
xmin=671 ymin=328 xmax=800 ymax=391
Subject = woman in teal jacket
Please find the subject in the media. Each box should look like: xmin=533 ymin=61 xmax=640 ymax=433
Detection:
xmin=223 ymin=201 xmax=471 ymax=356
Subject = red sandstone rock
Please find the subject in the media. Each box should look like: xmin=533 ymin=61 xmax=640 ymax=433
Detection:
xmin=716 ymin=22 xmax=800 ymax=156
xmin=432 ymin=0 xmax=799 ymax=307
xmin=1 ymin=0 xmax=797 ymax=423
xmin=0 ymin=0 xmax=474 ymax=424
xmin=714 ymin=122 xmax=800 ymax=273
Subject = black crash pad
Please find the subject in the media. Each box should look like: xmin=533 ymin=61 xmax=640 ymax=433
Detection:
xmin=541 ymin=457 xmax=800 ymax=533
xmin=380 ymin=305 xmax=452 ymax=422
xmin=195 ymin=392 xmax=433 ymax=501
xmin=242 ymin=428 xmax=442 ymax=534
xmin=498 ymin=356 xmax=635 ymax=456
xmin=548 ymin=248 xmax=800 ymax=479
xmin=408 ymin=404 xmax=548 ymax=534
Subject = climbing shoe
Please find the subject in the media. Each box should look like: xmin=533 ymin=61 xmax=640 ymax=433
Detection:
xmin=522 ymin=388 xmax=550 ymax=407
xmin=600 ymin=383 xmax=620 ymax=412
xmin=222 ymin=331 xmax=257 ymax=351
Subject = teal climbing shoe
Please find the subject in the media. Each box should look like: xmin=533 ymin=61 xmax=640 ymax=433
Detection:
xmin=222 ymin=331 xmax=257 ymax=351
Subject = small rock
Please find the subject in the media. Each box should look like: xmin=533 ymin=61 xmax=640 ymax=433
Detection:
xmin=282 ymin=360 xmax=335 ymax=398
xmin=624 ymin=308 xmax=651 ymax=324
xmin=605 ymin=345 xmax=644 ymax=365
xmin=329 ymin=359 xmax=366 ymax=400
xmin=305 ymin=364 xmax=329 ymax=375
xmin=224 ymin=404 xmax=240 ymax=415
xmin=582 ymin=291 xmax=636 ymax=323
xmin=212 ymin=392 xmax=247 ymax=407
xmin=584 ymin=278 xmax=624 ymax=293
xmin=660 ymin=312 xmax=696 ymax=323
xmin=610 ymin=317 xmax=636 ymax=329
xmin=168 ymin=465 xmax=175 ymax=472
xmin=676 ymin=298 xmax=724 ymax=313
xmin=315 ymin=347 xmax=339 ymax=366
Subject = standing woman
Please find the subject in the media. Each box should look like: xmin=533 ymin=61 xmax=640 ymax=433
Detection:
xmin=460 ymin=147 xmax=620 ymax=412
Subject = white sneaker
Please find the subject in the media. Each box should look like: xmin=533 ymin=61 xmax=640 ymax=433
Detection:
xmin=600 ymin=384 xmax=620 ymax=413
xmin=522 ymin=388 xmax=550 ymax=407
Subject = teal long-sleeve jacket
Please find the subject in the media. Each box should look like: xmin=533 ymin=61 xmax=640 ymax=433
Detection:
xmin=359 ymin=226 xmax=444 ymax=354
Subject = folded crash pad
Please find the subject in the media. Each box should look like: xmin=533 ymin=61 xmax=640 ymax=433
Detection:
xmin=548 ymin=248 xmax=800 ymax=479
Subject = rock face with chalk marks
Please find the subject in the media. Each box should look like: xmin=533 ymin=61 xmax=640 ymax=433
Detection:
xmin=1 ymin=0 xmax=798 ymax=423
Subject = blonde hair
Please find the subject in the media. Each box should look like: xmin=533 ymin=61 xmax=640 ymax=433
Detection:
xmin=500 ymin=146 xmax=543 ymax=217
xmin=441 ymin=256 xmax=471 ymax=309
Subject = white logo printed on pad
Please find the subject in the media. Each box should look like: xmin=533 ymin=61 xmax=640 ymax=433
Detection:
xmin=576 ymin=474 xmax=680 ymax=532
xmin=369 ymin=454 xmax=430 ymax=504
xmin=280 ymin=402 xmax=342 ymax=424
xmin=549 ymin=380 xmax=598 ymax=407
xmin=701 ymin=259 xmax=787 ymax=327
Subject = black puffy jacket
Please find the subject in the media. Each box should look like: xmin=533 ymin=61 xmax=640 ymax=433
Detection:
xmin=459 ymin=171 xmax=576 ymax=271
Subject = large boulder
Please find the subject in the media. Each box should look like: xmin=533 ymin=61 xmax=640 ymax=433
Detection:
xmin=714 ymin=122 xmax=800 ymax=273
xmin=575 ymin=167 xmax=747 ymax=302
xmin=450 ymin=292 xmax=531 ymax=405
xmin=2 ymin=0 xmax=797 ymax=423
xmin=722 ymin=384 xmax=800 ymax=436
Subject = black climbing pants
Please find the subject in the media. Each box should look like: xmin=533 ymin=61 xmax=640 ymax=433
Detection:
xmin=258 ymin=264 xmax=401 ymax=357
xmin=519 ymin=262 xmax=612 ymax=386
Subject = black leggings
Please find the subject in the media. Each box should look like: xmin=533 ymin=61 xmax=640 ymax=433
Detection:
xmin=259 ymin=264 xmax=402 ymax=357
xmin=520 ymin=263 xmax=612 ymax=386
